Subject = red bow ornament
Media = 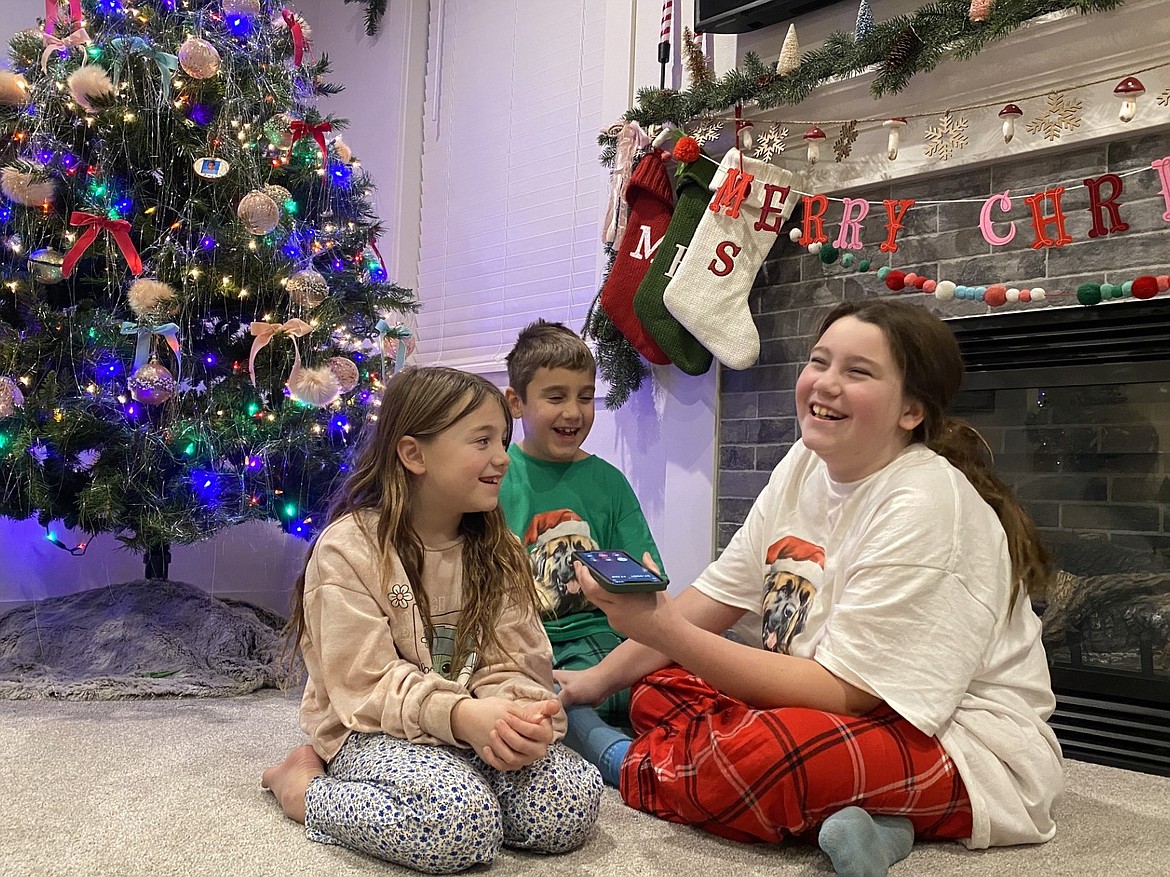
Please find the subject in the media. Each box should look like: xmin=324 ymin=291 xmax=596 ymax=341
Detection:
xmin=281 ymin=8 xmax=309 ymax=66
xmin=61 ymin=211 xmax=144 ymax=278
xmin=288 ymin=120 xmax=332 ymax=164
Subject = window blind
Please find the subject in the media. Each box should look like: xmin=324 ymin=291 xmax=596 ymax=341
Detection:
xmin=415 ymin=0 xmax=606 ymax=372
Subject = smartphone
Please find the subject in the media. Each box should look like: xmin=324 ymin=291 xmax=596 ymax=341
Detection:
xmin=572 ymin=549 xmax=668 ymax=593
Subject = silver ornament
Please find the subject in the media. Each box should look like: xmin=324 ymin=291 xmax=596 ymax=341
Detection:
xmin=327 ymin=356 xmax=360 ymax=393
xmin=286 ymin=269 xmax=328 ymax=307
xmin=28 ymin=247 xmax=65 ymax=284
xmin=128 ymin=359 xmax=177 ymax=405
xmin=237 ymin=190 xmax=280 ymax=235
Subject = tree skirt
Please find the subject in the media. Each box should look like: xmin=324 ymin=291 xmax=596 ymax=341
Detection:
xmin=0 ymin=579 xmax=292 ymax=699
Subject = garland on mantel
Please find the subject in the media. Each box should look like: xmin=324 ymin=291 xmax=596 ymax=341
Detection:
xmin=601 ymin=0 xmax=1127 ymax=166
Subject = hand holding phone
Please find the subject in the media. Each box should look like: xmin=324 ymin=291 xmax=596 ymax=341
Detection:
xmin=572 ymin=549 xmax=668 ymax=593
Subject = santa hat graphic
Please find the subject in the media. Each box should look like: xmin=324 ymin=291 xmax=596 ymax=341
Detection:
xmin=765 ymin=535 xmax=825 ymax=569
xmin=523 ymin=509 xmax=593 ymax=551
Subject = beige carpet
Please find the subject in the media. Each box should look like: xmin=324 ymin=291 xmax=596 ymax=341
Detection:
xmin=2 ymin=689 xmax=1168 ymax=877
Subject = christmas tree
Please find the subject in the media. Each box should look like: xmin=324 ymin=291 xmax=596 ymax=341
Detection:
xmin=0 ymin=0 xmax=416 ymax=577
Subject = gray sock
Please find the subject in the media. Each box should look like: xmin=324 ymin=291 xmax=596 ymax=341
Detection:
xmin=817 ymin=806 xmax=915 ymax=877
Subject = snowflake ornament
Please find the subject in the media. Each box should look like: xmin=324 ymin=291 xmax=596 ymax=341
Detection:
xmin=834 ymin=120 xmax=859 ymax=162
xmin=690 ymin=118 xmax=724 ymax=144
xmin=29 ymin=443 xmax=49 ymax=466
xmin=72 ymin=448 xmax=101 ymax=472
xmin=1158 ymin=87 xmax=1170 ymax=107
xmin=924 ymin=112 xmax=969 ymax=160
xmin=1026 ymin=92 xmax=1082 ymax=141
xmin=753 ymin=123 xmax=789 ymax=161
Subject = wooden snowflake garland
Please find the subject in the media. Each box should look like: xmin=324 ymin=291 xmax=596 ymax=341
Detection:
xmin=924 ymin=112 xmax=968 ymax=160
xmin=753 ymin=123 xmax=789 ymax=161
xmin=690 ymin=118 xmax=724 ymax=144
xmin=834 ymin=121 xmax=858 ymax=162
xmin=1026 ymin=92 xmax=1082 ymax=141
xmin=1159 ymin=87 xmax=1170 ymax=107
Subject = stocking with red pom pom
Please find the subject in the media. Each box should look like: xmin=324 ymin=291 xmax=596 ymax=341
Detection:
xmin=599 ymin=151 xmax=675 ymax=364
xmin=663 ymin=149 xmax=797 ymax=370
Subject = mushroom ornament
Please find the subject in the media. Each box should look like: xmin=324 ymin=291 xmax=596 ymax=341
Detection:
xmin=998 ymin=104 xmax=1022 ymax=143
xmin=803 ymin=126 xmax=826 ymax=165
xmin=883 ymin=117 xmax=907 ymax=160
xmin=1114 ymin=76 xmax=1145 ymax=122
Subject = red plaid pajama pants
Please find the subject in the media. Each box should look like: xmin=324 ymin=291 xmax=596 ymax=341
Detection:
xmin=619 ymin=666 xmax=973 ymax=844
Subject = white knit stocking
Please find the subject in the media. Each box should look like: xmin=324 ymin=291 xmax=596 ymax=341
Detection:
xmin=663 ymin=149 xmax=797 ymax=369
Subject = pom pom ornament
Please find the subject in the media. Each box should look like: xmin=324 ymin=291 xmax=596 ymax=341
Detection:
xmin=2 ymin=168 xmax=55 ymax=207
xmin=67 ymin=65 xmax=115 ymax=112
xmin=327 ymin=356 xmax=360 ymax=394
xmin=286 ymin=269 xmax=328 ymax=307
xmin=128 ymin=278 xmax=178 ymax=321
xmin=0 ymin=376 xmax=25 ymax=418
xmin=288 ymin=364 xmax=341 ymax=407
xmin=128 ymin=358 xmax=177 ymax=405
xmin=0 ymin=69 xmax=30 ymax=106
xmin=178 ymin=37 xmax=221 ymax=79
xmin=236 ymin=189 xmax=280 ymax=234
xmin=28 ymin=248 xmax=65 ymax=284
xmin=673 ymin=135 xmax=700 ymax=163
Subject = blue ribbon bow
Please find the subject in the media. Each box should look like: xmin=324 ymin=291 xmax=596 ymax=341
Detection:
xmin=109 ymin=36 xmax=179 ymax=104
xmin=120 ymin=321 xmax=182 ymax=381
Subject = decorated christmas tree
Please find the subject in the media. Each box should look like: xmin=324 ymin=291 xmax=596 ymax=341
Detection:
xmin=0 ymin=0 xmax=416 ymax=577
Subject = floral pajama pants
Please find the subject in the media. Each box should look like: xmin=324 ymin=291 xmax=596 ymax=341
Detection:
xmin=304 ymin=732 xmax=603 ymax=874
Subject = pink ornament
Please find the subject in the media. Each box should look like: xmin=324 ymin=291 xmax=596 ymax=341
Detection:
xmin=922 ymin=279 xmax=936 ymax=293
xmin=1157 ymin=275 xmax=1170 ymax=292
xmin=128 ymin=359 xmax=176 ymax=405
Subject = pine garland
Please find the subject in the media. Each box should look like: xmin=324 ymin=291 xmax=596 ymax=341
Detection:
xmin=601 ymin=0 xmax=1126 ymax=163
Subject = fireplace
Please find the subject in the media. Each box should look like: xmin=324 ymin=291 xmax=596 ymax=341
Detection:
xmin=947 ymin=299 xmax=1170 ymax=776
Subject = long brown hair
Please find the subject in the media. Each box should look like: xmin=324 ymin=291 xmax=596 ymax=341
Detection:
xmin=815 ymin=300 xmax=1050 ymax=604
xmin=286 ymin=366 xmax=538 ymax=674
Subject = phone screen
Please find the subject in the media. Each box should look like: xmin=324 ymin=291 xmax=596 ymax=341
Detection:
xmin=574 ymin=550 xmax=666 ymax=586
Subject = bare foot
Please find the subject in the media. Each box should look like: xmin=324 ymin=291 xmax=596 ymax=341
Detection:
xmin=261 ymin=744 xmax=326 ymax=825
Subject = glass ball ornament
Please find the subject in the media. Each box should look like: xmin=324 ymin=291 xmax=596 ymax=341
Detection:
xmin=236 ymin=190 xmax=280 ymax=235
xmin=128 ymin=359 xmax=177 ymax=405
xmin=286 ymin=269 xmax=328 ymax=308
xmin=327 ymin=356 xmax=360 ymax=393
xmin=262 ymin=184 xmax=292 ymax=211
xmin=222 ymin=0 xmax=261 ymax=17
xmin=178 ymin=37 xmax=221 ymax=79
xmin=264 ymin=113 xmax=294 ymax=149
xmin=28 ymin=247 xmax=65 ymax=284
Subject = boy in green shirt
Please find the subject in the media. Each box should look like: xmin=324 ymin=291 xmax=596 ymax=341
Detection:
xmin=501 ymin=320 xmax=663 ymax=726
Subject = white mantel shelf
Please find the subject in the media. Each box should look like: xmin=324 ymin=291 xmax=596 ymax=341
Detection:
xmin=734 ymin=0 xmax=1170 ymax=194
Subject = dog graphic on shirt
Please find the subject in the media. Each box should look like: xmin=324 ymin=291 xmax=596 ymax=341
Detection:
xmin=522 ymin=509 xmax=599 ymax=618
xmin=761 ymin=535 xmax=824 ymax=653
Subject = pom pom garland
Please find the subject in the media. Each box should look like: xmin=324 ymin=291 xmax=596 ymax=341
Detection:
xmin=797 ymin=246 xmax=1168 ymax=309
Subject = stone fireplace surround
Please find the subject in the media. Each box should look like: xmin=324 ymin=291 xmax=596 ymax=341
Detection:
xmin=717 ymin=128 xmax=1170 ymax=774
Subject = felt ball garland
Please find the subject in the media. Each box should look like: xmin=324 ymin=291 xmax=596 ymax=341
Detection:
xmin=794 ymin=235 xmax=1170 ymax=308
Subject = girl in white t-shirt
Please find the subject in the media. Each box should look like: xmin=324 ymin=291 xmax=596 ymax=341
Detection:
xmin=261 ymin=366 xmax=601 ymax=873
xmin=557 ymin=300 xmax=1062 ymax=877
